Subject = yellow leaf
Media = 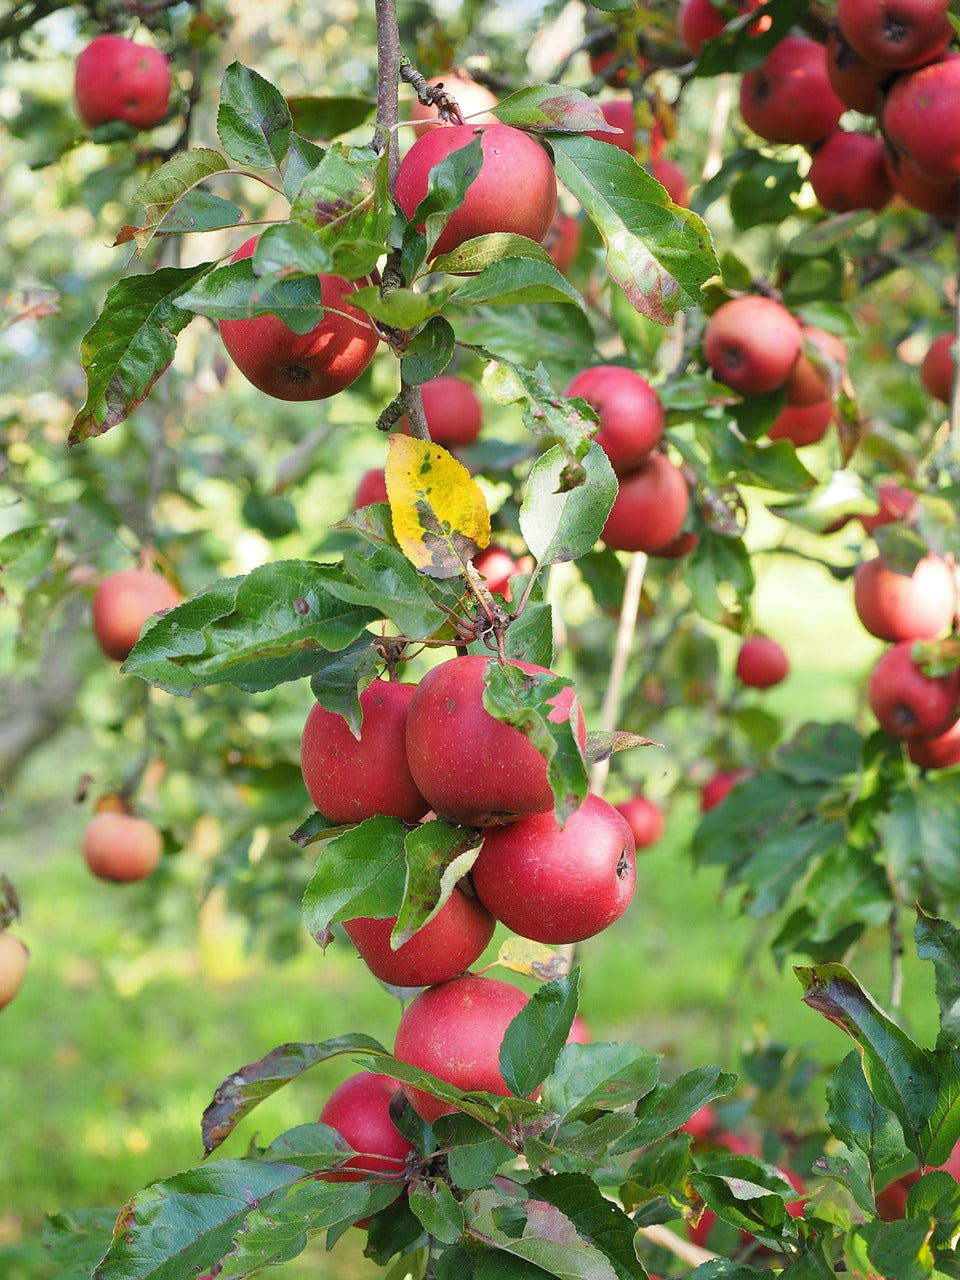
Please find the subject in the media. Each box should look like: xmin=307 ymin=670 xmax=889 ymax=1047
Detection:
xmin=496 ymin=936 xmax=570 ymax=983
xmin=386 ymin=433 xmax=490 ymax=579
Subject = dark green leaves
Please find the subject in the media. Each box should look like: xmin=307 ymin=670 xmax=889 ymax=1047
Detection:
xmin=916 ymin=912 xmax=960 ymax=1048
xmin=289 ymin=144 xmax=391 ymax=278
xmin=218 ymin=61 xmax=292 ymax=169
xmin=301 ymin=815 xmax=408 ymax=943
xmin=500 ymin=971 xmax=579 ymax=1099
xmin=130 ymin=148 xmax=233 ymax=250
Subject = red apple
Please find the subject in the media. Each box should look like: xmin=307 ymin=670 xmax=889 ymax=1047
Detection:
xmin=867 ymin=641 xmax=960 ymax=740
xmin=650 ymin=156 xmax=690 ymax=206
xmin=91 ymin=567 xmax=181 ymax=662
xmin=908 ymin=718 xmax=960 ymax=769
xmin=700 ymin=769 xmax=751 ymax=812
xmin=920 ymin=333 xmax=955 ymax=403
xmin=703 ymin=296 xmax=803 ymax=395
xmin=473 ymin=544 xmax=531 ymax=600
xmin=884 ymin=55 xmax=960 ymax=182
xmin=404 ymin=655 xmax=586 ymax=827
xmin=401 ymin=374 xmax=482 ymax=446
xmin=768 ymin=400 xmax=834 ymax=448
xmin=82 ymin=811 xmax=163 ymax=882
xmin=860 ymin=481 xmax=917 ymax=534
xmin=615 ymin=795 xmax=665 ymax=849
xmin=300 ymin=681 xmax=430 ymax=825
xmin=809 ymin=132 xmax=893 ymax=213
xmin=586 ymin=98 xmax=635 ymax=153
xmin=884 ymin=150 xmax=960 ymax=215
xmin=736 ymin=636 xmax=789 ymax=689
xmin=0 ymin=932 xmax=28 ymax=1010
xmin=826 ymin=23 xmax=893 ymax=113
xmin=565 ymin=365 xmax=665 ymax=474
xmin=219 ymin=236 xmax=379 ymax=401
xmin=394 ymin=124 xmax=557 ymax=259
xmin=567 ymin=1014 xmax=591 ymax=1044
xmin=393 ymin=973 xmax=530 ymax=1122
xmin=602 ymin=454 xmax=690 ymax=554
xmin=854 ymin=554 xmax=957 ymax=642
xmin=677 ymin=0 xmax=764 ymax=56
xmin=470 ymin=793 xmax=637 ymax=944
xmin=74 ymin=34 xmax=171 ymax=130
xmin=739 ymin=35 xmax=845 ymax=146
xmin=353 ymin=468 xmax=389 ymax=508
xmin=682 ymin=1103 xmax=720 ymax=1143
xmin=407 ymin=73 xmax=498 ymax=136
xmin=836 ymin=0 xmax=951 ymax=69
xmin=342 ymin=887 xmax=496 ymax=988
xmin=318 ymin=1072 xmax=413 ymax=1225
xmin=542 ymin=211 xmax=582 ymax=274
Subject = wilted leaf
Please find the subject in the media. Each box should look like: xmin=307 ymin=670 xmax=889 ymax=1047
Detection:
xmin=497 ymin=936 xmax=571 ymax=983
xmin=493 ymin=85 xmax=616 ymax=134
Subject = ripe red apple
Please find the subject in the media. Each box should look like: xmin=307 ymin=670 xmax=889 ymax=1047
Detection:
xmin=318 ymin=1071 xmax=413 ymax=1225
xmin=352 ymin=468 xmax=389 ymax=509
xmin=402 ymin=375 xmax=482 ymax=446
xmin=768 ymin=401 xmax=834 ymax=448
xmin=682 ymin=1103 xmax=720 ymax=1143
xmin=404 ymin=655 xmax=586 ymax=827
xmin=854 ymin=554 xmax=957 ymax=642
xmin=219 ymin=235 xmax=378 ymax=401
xmin=586 ymin=98 xmax=635 ymax=153
xmin=809 ymin=132 xmax=893 ymax=213
xmin=408 ymin=73 xmax=498 ymax=136
xmin=884 ymin=150 xmax=960 ymax=215
xmin=860 ymin=481 xmax=917 ymax=534
xmin=567 ymin=1014 xmax=591 ymax=1044
xmin=836 ymin=0 xmax=951 ymax=69
xmin=473 ymin=544 xmax=532 ymax=601
xmin=565 ymin=365 xmax=665 ymax=474
xmin=908 ymin=718 xmax=960 ymax=769
xmin=82 ymin=811 xmax=163 ymax=882
xmin=602 ymin=453 xmax=690 ymax=554
xmin=393 ymin=973 xmax=530 ymax=1122
xmin=300 ymin=681 xmax=430 ymax=825
xmin=0 ymin=932 xmax=28 ymax=1010
xmin=736 ymin=636 xmax=789 ymax=688
xmin=703 ymin=296 xmax=803 ymax=395
xmin=615 ymin=795 xmax=665 ymax=849
xmin=74 ymin=34 xmax=171 ymax=130
xmin=884 ymin=56 xmax=960 ymax=182
xmin=700 ymin=769 xmax=750 ymax=812
xmin=91 ymin=567 xmax=181 ymax=662
xmin=342 ymin=887 xmax=495 ymax=988
xmin=825 ymin=23 xmax=893 ymax=113
xmin=739 ymin=35 xmax=845 ymax=146
xmin=470 ymin=793 xmax=636 ymax=944
xmin=542 ymin=211 xmax=582 ymax=274
xmin=920 ymin=333 xmax=955 ymax=403
xmin=677 ymin=0 xmax=764 ymax=56
xmin=867 ymin=641 xmax=960 ymax=740
xmin=650 ymin=156 xmax=690 ymax=206
xmin=394 ymin=124 xmax=557 ymax=259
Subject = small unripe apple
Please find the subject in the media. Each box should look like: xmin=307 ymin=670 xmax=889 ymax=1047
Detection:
xmin=353 ymin=468 xmax=389 ymax=509
xmin=74 ymin=34 xmax=171 ymax=131
xmin=677 ymin=0 xmax=764 ymax=56
xmin=300 ymin=681 xmax=430 ymax=825
xmin=407 ymin=73 xmax=498 ymax=136
xmin=404 ymin=655 xmax=586 ymax=827
xmin=394 ymin=124 xmax=557 ymax=259
xmin=92 ymin=567 xmax=181 ymax=662
xmin=883 ymin=55 xmax=960 ymax=182
xmin=809 ymin=131 xmax=893 ymax=213
xmin=739 ymin=35 xmax=844 ymax=146
xmin=836 ymin=0 xmax=951 ymax=69
xmin=342 ymin=887 xmax=496 ymax=988
xmin=82 ymin=811 xmax=163 ymax=882
xmin=402 ymin=375 xmax=482 ymax=446
xmin=602 ymin=453 xmax=690 ymax=554
xmin=219 ymin=235 xmax=379 ymax=401
xmin=854 ymin=554 xmax=957 ymax=642
xmin=703 ymin=296 xmax=803 ymax=395
xmin=318 ymin=1072 xmax=413 ymax=1225
xmin=393 ymin=973 xmax=530 ymax=1122
xmin=564 ymin=365 xmax=665 ymax=474
xmin=615 ymin=795 xmax=665 ymax=849
xmin=736 ymin=636 xmax=789 ymax=689
xmin=470 ymin=793 xmax=637 ymax=944
xmin=920 ymin=333 xmax=955 ymax=403
xmin=542 ymin=211 xmax=582 ymax=274
xmin=700 ymin=769 xmax=750 ymax=812
xmin=0 ymin=932 xmax=28 ymax=1010
xmin=867 ymin=641 xmax=960 ymax=740
xmin=908 ymin=718 xmax=960 ymax=769
xmin=825 ymin=23 xmax=893 ymax=114
xmin=859 ymin=482 xmax=916 ymax=534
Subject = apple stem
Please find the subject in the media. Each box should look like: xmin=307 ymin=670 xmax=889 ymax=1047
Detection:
xmin=589 ymin=552 xmax=648 ymax=797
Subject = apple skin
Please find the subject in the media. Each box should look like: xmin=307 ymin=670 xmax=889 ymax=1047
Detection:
xmin=0 ymin=932 xmax=28 ymax=1010
xmin=736 ymin=636 xmax=789 ymax=689
xmin=82 ymin=811 xmax=163 ymax=882
xmin=768 ymin=337 xmax=838 ymax=446
xmin=565 ymin=365 xmax=665 ymax=475
xmin=567 ymin=1014 xmax=591 ymax=1044
xmin=318 ymin=1072 xmax=413 ymax=1226
xmin=614 ymin=795 xmax=665 ymax=849
xmin=473 ymin=544 xmax=533 ymax=601
xmin=602 ymin=453 xmax=690 ymax=554
xmin=854 ymin=554 xmax=957 ymax=642
xmin=868 ymin=641 xmax=960 ymax=740
xmin=470 ymin=793 xmax=637 ymax=945
xmin=353 ymin=468 xmax=389 ymax=509
xmin=884 ymin=150 xmax=960 ymax=216
xmin=402 ymin=375 xmax=482 ymax=446
xmin=219 ymin=235 xmax=378 ymax=402
xmin=542 ymin=211 xmax=581 ymax=274
xmin=404 ymin=655 xmax=587 ymax=827
xmin=809 ymin=131 xmax=893 ymax=213
xmin=739 ymin=35 xmax=845 ymax=146
xmin=700 ymin=769 xmax=751 ymax=813
xmin=768 ymin=401 xmax=834 ymax=448
xmin=920 ymin=333 xmax=955 ymax=403
xmin=408 ymin=73 xmax=498 ymax=136
xmin=74 ymin=34 xmax=171 ymax=130
xmin=394 ymin=124 xmax=557 ymax=260
xmin=703 ymin=296 xmax=803 ymax=396
xmin=342 ymin=888 xmax=496 ymax=988
xmin=836 ymin=0 xmax=951 ymax=69
xmin=586 ymin=98 xmax=635 ymax=153
xmin=825 ymin=23 xmax=893 ymax=113
xmin=651 ymin=156 xmax=690 ymax=206
xmin=92 ymin=567 xmax=181 ymax=662
xmin=860 ymin=481 xmax=916 ymax=535
xmin=884 ymin=55 xmax=960 ymax=182
xmin=393 ymin=974 xmax=530 ymax=1122
xmin=908 ymin=717 xmax=960 ymax=769
xmin=300 ymin=681 xmax=430 ymax=825
xmin=677 ymin=0 xmax=763 ymax=56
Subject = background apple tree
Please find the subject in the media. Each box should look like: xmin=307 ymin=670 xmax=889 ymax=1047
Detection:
xmin=4 ymin=0 xmax=960 ymax=1278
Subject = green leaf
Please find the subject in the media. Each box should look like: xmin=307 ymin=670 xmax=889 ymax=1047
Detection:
xmin=452 ymin=303 xmax=596 ymax=386
xmin=690 ymin=1154 xmax=799 ymax=1251
xmin=881 ymin=777 xmax=960 ymax=915
xmin=349 ymin=284 xmax=446 ymax=328
xmin=306 ymin=639 xmax=381 ymax=739
xmin=462 ymin=1190 xmax=620 ymax=1280
xmin=777 ymin=721 xmax=863 ymax=785
xmin=287 ymin=93 xmax=377 ymax=140
xmin=493 ymin=86 xmax=615 ymax=134
xmin=258 ymin=1122 xmax=355 ymax=1172
xmin=797 ymin=963 xmax=940 ymax=1156
xmin=201 ymin=1036 xmax=389 ymax=1155
xmin=551 ymin=134 xmax=718 ymax=325
xmin=482 ymin=661 xmax=588 ymax=827
xmin=302 ymin=815 xmax=407 ymax=942
xmin=336 ymin=542 xmax=452 ymax=638
xmin=432 ymin=233 xmax=554 ymax=275
xmin=519 ymin=442 xmax=617 ymax=567
xmin=524 ymin=1173 xmax=647 ymax=1280
xmin=825 ymin=1052 xmax=908 ymax=1196
xmin=405 ymin=134 xmax=484 ymax=270
xmin=684 ymin=531 xmax=755 ymax=626
xmin=253 ymin=220 xmax=334 ymax=276
xmin=920 ymin=1046 xmax=960 ymax=1167
xmin=290 ymin=144 xmax=392 ymax=278
xmin=43 ymin=1209 xmax=116 ymax=1280
xmin=392 ymin=820 xmax=483 ymax=948
xmin=708 ymin=431 xmax=817 ymax=491
xmin=916 ymin=912 xmax=960 ymax=1048
xmin=435 ymin=1112 xmax=518 ymax=1190
xmin=122 ymin=562 xmax=381 ymax=696
xmin=131 ymin=147 xmax=232 ymax=249
xmin=629 ymin=1066 xmax=738 ymax=1148
xmin=729 ymin=155 xmax=803 ymax=230
xmin=218 ymin=61 xmax=292 ymax=169
xmin=409 ymin=1182 xmax=465 ymax=1245
xmin=844 ymin=1215 xmax=938 ymax=1280
xmin=175 ymin=258 xmax=327 ymax=335
xmin=693 ymin=0 xmax=809 ymax=76
xmin=283 ymin=134 xmax=326 ymax=200
xmin=402 ymin=315 xmax=456 ymax=384
xmin=540 ymin=1042 xmax=660 ymax=1124
xmin=500 ymin=970 xmax=579 ymax=1100
xmin=70 ymin=264 xmax=212 ymax=444
xmin=451 ymin=258 xmax=585 ymax=309
xmin=481 ymin=358 xmax=598 ymax=476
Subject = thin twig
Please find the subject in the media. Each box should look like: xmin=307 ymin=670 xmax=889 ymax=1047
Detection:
xmin=890 ymin=905 xmax=904 ymax=1016
xmin=637 ymin=1222 xmax=715 ymax=1268
xmin=373 ymin=0 xmax=401 ymax=181
xmin=589 ymin=552 xmax=648 ymax=797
